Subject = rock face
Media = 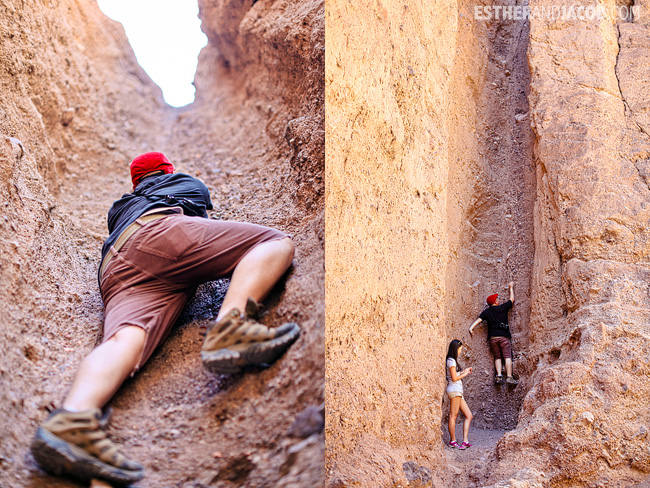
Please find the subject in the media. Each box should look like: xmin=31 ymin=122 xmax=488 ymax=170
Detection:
xmin=326 ymin=0 xmax=650 ymax=487
xmin=0 ymin=7 xmax=167 ymax=486
xmin=326 ymin=2 xmax=459 ymax=484
xmin=0 ymin=0 xmax=323 ymax=487
xmin=492 ymin=0 xmax=650 ymax=485
xmin=196 ymin=0 xmax=324 ymax=211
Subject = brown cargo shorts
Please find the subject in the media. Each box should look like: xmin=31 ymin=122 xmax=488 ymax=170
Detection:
xmin=489 ymin=336 xmax=512 ymax=360
xmin=99 ymin=214 xmax=288 ymax=371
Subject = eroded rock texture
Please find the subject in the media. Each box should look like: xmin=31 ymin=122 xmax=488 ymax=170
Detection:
xmin=326 ymin=1 xmax=458 ymax=483
xmin=0 ymin=1 xmax=323 ymax=487
xmin=493 ymin=1 xmax=650 ymax=486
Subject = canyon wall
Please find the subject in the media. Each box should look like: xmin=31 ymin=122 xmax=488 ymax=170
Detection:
xmin=326 ymin=0 xmax=464 ymax=485
xmin=196 ymin=0 xmax=324 ymax=211
xmin=0 ymin=3 xmax=167 ymax=486
xmin=492 ymin=0 xmax=650 ymax=486
xmin=0 ymin=0 xmax=324 ymax=487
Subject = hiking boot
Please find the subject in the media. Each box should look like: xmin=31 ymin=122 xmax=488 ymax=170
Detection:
xmin=30 ymin=408 xmax=144 ymax=485
xmin=495 ymin=375 xmax=504 ymax=385
xmin=201 ymin=306 xmax=300 ymax=375
xmin=505 ymin=376 xmax=519 ymax=386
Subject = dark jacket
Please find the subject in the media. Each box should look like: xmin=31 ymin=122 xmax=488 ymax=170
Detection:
xmin=101 ymin=173 xmax=213 ymax=263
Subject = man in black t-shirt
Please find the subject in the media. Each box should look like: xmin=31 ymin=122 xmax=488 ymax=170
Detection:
xmin=469 ymin=282 xmax=518 ymax=386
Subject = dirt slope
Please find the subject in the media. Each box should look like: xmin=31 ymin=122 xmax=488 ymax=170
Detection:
xmin=0 ymin=1 xmax=324 ymax=487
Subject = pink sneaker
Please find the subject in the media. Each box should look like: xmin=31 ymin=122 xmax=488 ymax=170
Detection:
xmin=461 ymin=441 xmax=472 ymax=449
xmin=448 ymin=440 xmax=460 ymax=449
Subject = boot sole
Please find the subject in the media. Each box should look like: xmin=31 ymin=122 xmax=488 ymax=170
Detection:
xmin=201 ymin=323 xmax=300 ymax=374
xmin=30 ymin=427 xmax=144 ymax=486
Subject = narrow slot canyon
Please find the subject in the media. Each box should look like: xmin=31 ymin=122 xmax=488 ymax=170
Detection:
xmin=441 ymin=0 xmax=536 ymax=479
xmin=0 ymin=1 xmax=323 ymax=487
xmin=444 ymin=0 xmax=535 ymax=432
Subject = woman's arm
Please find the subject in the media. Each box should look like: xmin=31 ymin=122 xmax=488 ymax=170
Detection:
xmin=449 ymin=366 xmax=472 ymax=382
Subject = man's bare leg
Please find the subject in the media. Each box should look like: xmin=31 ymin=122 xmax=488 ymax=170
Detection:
xmin=217 ymin=237 xmax=295 ymax=320
xmin=63 ymin=326 xmax=145 ymax=411
xmin=504 ymin=357 xmax=518 ymax=385
xmin=202 ymin=236 xmax=298 ymax=374
xmin=505 ymin=358 xmax=513 ymax=377
xmin=494 ymin=358 xmax=502 ymax=376
xmin=32 ymin=327 xmax=146 ymax=484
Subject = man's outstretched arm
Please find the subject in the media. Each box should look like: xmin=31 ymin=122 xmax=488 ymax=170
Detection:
xmin=509 ymin=281 xmax=515 ymax=304
xmin=468 ymin=318 xmax=482 ymax=337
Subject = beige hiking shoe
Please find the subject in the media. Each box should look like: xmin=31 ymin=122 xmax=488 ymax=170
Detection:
xmin=201 ymin=303 xmax=300 ymax=374
xmin=505 ymin=376 xmax=519 ymax=386
xmin=30 ymin=408 xmax=144 ymax=485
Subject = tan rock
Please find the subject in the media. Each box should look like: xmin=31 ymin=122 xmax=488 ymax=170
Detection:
xmin=490 ymin=0 xmax=650 ymax=485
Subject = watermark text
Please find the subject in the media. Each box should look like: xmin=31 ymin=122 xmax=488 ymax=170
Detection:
xmin=474 ymin=4 xmax=641 ymax=22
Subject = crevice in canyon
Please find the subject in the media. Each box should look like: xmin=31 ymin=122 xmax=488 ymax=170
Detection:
xmin=445 ymin=0 xmax=535 ymax=433
xmin=616 ymin=25 xmax=650 ymax=141
xmin=615 ymin=21 xmax=632 ymax=115
xmin=440 ymin=1 xmax=537 ymax=482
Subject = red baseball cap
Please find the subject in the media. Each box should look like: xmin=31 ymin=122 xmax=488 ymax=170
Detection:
xmin=486 ymin=294 xmax=498 ymax=306
xmin=130 ymin=152 xmax=175 ymax=189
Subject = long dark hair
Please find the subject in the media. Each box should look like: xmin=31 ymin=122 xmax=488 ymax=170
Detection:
xmin=446 ymin=339 xmax=463 ymax=371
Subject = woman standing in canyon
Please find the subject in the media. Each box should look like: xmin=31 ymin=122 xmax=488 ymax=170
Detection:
xmin=445 ymin=339 xmax=474 ymax=450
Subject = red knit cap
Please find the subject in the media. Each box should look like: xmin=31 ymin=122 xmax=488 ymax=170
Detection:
xmin=486 ymin=294 xmax=498 ymax=306
xmin=130 ymin=152 xmax=175 ymax=189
